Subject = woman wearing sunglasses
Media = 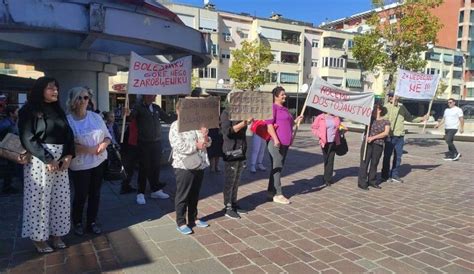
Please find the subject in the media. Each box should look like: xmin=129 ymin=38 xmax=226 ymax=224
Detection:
xmin=66 ymin=87 xmax=111 ymax=236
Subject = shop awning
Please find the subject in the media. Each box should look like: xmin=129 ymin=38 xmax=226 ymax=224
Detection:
xmin=346 ymin=78 xmax=362 ymax=88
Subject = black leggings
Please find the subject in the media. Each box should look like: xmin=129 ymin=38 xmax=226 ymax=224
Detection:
xmin=71 ymin=161 xmax=106 ymax=225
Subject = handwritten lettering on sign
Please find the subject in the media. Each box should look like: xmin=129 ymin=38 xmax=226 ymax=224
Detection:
xmin=306 ymin=78 xmax=374 ymax=125
xmin=395 ymin=69 xmax=440 ymax=100
xmin=178 ymin=97 xmax=220 ymax=132
xmin=228 ymin=91 xmax=273 ymax=121
xmin=127 ymin=52 xmax=192 ymax=95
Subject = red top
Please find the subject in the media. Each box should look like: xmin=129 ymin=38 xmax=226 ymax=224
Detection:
xmin=128 ymin=118 xmax=138 ymax=146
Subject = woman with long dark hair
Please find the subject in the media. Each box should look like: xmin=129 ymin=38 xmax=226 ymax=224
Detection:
xmin=266 ymin=86 xmax=303 ymax=205
xmin=19 ymin=77 xmax=75 ymax=253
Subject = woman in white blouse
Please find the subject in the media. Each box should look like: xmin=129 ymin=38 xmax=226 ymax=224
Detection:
xmin=169 ymin=100 xmax=211 ymax=235
xmin=66 ymin=87 xmax=111 ymax=236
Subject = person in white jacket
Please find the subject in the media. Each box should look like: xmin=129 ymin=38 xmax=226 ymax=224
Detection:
xmin=169 ymin=100 xmax=212 ymax=235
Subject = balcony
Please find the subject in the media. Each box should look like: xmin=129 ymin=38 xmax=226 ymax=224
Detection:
xmin=323 ymin=37 xmax=345 ymax=50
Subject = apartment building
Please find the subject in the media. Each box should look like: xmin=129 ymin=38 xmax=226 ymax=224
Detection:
xmin=322 ymin=0 xmax=470 ymax=100
xmin=162 ymin=2 xmax=366 ymax=113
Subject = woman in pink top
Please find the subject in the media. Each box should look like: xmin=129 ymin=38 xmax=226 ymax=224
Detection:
xmin=311 ymin=113 xmax=342 ymax=187
xmin=266 ymin=87 xmax=303 ymax=205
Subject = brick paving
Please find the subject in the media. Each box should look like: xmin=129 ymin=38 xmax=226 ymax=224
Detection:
xmin=1 ymin=125 xmax=473 ymax=274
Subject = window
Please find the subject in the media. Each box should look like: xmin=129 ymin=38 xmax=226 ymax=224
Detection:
xmin=311 ymin=59 xmax=318 ymax=67
xmin=425 ymin=52 xmax=441 ymax=61
xmin=460 ymin=10 xmax=464 ymax=23
xmin=347 ymin=40 xmax=354 ymax=49
xmin=281 ymin=52 xmax=299 ymax=64
xmin=281 ymin=30 xmax=300 ymax=44
xmin=322 ymin=57 xmax=345 ymax=69
xmin=221 ymin=51 xmax=230 ymax=59
xmin=389 ymin=14 xmax=397 ymax=24
xmin=346 ymin=60 xmax=359 ymax=69
xmin=471 ymin=10 xmax=474 ymax=24
xmin=323 ymin=37 xmax=345 ymax=49
xmin=312 ymin=39 xmax=319 ymax=48
xmin=459 ymin=26 xmax=463 ymax=38
xmin=454 ymin=55 xmax=463 ymax=67
xmin=280 ymin=73 xmax=299 ymax=84
xmin=426 ymin=68 xmax=439 ymax=75
xmin=198 ymin=67 xmax=217 ymax=79
xmin=211 ymin=44 xmax=218 ymax=56
xmin=199 ymin=18 xmax=217 ymax=32
xmin=467 ymin=88 xmax=474 ymax=97
xmin=457 ymin=41 xmax=462 ymax=50
xmin=451 ymin=86 xmax=461 ymax=95
xmin=453 ymin=70 xmax=463 ymax=79
xmin=270 ymin=73 xmax=278 ymax=83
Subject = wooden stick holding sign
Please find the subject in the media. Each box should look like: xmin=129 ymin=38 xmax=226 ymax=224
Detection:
xmin=120 ymin=93 xmax=129 ymax=144
xmin=422 ymin=99 xmax=434 ymax=134
xmin=291 ymin=83 xmax=310 ymax=142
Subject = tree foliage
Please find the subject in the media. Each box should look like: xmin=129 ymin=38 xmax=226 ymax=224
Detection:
xmin=353 ymin=0 xmax=444 ymax=92
xmin=228 ymin=40 xmax=274 ymax=91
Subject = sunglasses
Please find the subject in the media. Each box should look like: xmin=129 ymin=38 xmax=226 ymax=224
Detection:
xmin=76 ymin=95 xmax=90 ymax=101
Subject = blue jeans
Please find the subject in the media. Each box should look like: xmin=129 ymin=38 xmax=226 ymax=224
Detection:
xmin=381 ymin=136 xmax=404 ymax=179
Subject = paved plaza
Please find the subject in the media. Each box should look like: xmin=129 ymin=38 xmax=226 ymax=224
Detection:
xmin=1 ymin=125 xmax=473 ymax=274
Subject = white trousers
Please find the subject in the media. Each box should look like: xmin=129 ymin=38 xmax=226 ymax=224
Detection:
xmin=22 ymin=144 xmax=71 ymax=241
xmin=250 ymin=135 xmax=266 ymax=167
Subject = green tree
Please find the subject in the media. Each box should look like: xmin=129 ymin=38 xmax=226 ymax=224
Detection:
xmin=353 ymin=0 xmax=443 ymax=95
xmin=228 ymin=40 xmax=274 ymax=91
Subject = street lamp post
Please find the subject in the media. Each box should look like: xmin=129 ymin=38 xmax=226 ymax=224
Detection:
xmin=296 ymin=69 xmax=301 ymax=114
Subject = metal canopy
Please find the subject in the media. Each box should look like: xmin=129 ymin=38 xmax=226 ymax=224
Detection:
xmin=0 ymin=0 xmax=211 ymax=68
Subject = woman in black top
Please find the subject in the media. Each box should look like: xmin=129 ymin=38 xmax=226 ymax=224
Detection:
xmin=220 ymin=92 xmax=253 ymax=219
xmin=18 ymin=77 xmax=75 ymax=253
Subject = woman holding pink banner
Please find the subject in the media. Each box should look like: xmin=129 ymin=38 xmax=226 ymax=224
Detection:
xmin=266 ymin=87 xmax=303 ymax=205
xmin=311 ymin=112 xmax=343 ymax=187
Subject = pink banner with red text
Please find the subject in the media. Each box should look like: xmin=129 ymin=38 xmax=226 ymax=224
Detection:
xmin=127 ymin=51 xmax=192 ymax=95
xmin=306 ymin=77 xmax=374 ymax=125
xmin=394 ymin=69 xmax=440 ymax=100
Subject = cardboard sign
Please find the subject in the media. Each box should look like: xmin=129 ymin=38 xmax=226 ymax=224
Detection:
xmin=178 ymin=97 xmax=220 ymax=132
xmin=127 ymin=51 xmax=192 ymax=95
xmin=228 ymin=91 xmax=273 ymax=121
xmin=395 ymin=69 xmax=440 ymax=100
xmin=306 ymin=77 xmax=374 ymax=125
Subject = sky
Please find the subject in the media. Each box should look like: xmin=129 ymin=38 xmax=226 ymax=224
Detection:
xmin=169 ymin=0 xmax=374 ymax=26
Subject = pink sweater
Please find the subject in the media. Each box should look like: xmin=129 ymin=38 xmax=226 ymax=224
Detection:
xmin=311 ymin=114 xmax=341 ymax=148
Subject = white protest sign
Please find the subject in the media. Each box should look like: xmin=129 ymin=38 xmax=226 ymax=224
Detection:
xmin=394 ymin=69 xmax=440 ymax=100
xmin=178 ymin=97 xmax=220 ymax=132
xmin=228 ymin=91 xmax=273 ymax=121
xmin=127 ymin=51 xmax=192 ymax=95
xmin=306 ymin=77 xmax=374 ymax=125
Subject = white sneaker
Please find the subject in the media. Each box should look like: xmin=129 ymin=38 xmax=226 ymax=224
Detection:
xmin=453 ymin=153 xmax=461 ymax=161
xmin=249 ymin=165 xmax=257 ymax=173
xmin=257 ymin=164 xmax=267 ymax=171
xmin=136 ymin=194 xmax=146 ymax=205
xmin=150 ymin=190 xmax=170 ymax=199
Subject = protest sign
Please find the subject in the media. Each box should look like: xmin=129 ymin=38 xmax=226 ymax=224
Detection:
xmin=306 ymin=77 xmax=374 ymax=125
xmin=394 ymin=69 xmax=440 ymax=100
xmin=178 ymin=97 xmax=220 ymax=132
xmin=228 ymin=91 xmax=273 ymax=121
xmin=127 ymin=51 xmax=192 ymax=95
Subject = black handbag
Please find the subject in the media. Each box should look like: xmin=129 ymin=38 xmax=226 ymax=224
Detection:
xmin=104 ymin=144 xmax=127 ymax=181
xmin=336 ymin=133 xmax=348 ymax=156
xmin=223 ymin=140 xmax=246 ymax=162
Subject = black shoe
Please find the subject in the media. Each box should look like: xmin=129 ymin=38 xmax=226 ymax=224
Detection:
xmin=120 ymin=185 xmax=136 ymax=194
xmin=225 ymin=208 xmax=241 ymax=219
xmin=233 ymin=205 xmax=248 ymax=215
xmin=87 ymin=222 xmax=102 ymax=234
xmin=325 ymin=181 xmax=332 ymax=187
xmin=391 ymin=177 xmax=404 ymax=183
xmin=370 ymin=184 xmax=382 ymax=189
xmin=358 ymin=185 xmax=369 ymax=191
xmin=74 ymin=223 xmax=84 ymax=236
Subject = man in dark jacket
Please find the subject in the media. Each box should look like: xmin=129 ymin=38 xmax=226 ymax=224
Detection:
xmin=129 ymin=95 xmax=174 ymax=205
